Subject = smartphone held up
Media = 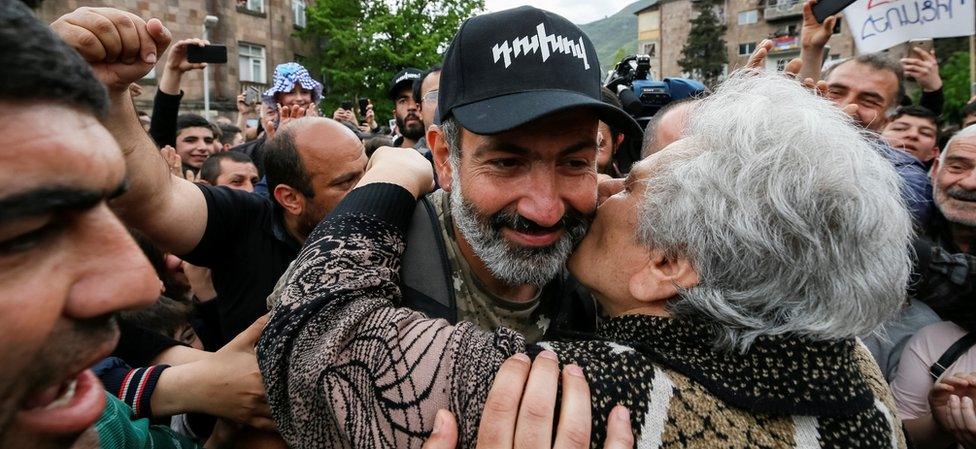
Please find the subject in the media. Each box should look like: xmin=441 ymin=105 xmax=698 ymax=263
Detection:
xmin=187 ymin=44 xmax=228 ymax=64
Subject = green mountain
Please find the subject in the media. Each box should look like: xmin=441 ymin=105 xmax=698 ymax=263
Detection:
xmin=580 ymin=0 xmax=653 ymax=73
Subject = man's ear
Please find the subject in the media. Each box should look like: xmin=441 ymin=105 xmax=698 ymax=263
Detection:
xmin=428 ymin=125 xmax=455 ymax=190
xmin=930 ymin=153 xmax=941 ymax=181
xmin=273 ymin=184 xmax=304 ymax=217
xmin=628 ymin=252 xmax=700 ymax=304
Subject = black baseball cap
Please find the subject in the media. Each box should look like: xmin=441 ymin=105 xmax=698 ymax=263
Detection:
xmin=388 ymin=68 xmax=422 ymax=100
xmin=437 ymin=6 xmax=641 ymax=137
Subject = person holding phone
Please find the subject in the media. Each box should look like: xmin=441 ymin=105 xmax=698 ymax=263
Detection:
xmin=901 ymin=43 xmax=945 ymax=115
xmin=148 ymin=38 xmax=209 ymax=149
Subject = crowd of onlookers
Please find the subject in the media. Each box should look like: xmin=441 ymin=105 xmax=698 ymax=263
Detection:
xmin=3 ymin=0 xmax=976 ymax=448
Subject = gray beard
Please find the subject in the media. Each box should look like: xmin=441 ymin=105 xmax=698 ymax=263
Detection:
xmin=449 ymin=181 xmax=586 ymax=288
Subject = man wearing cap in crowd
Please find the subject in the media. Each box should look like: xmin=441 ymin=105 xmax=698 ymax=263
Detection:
xmin=264 ymin=6 xmax=640 ymax=345
xmin=389 ymin=68 xmax=427 ymax=149
xmin=233 ymin=62 xmax=323 ymax=177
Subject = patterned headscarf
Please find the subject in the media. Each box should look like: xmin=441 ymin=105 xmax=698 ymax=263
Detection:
xmin=262 ymin=62 xmax=323 ymax=107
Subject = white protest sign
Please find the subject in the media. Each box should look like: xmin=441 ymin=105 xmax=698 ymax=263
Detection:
xmin=844 ymin=0 xmax=975 ymax=54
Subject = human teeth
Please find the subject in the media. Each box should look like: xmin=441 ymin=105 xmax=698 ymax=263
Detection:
xmin=45 ymin=379 xmax=77 ymax=410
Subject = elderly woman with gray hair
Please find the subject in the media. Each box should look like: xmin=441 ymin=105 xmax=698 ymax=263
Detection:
xmin=257 ymin=70 xmax=913 ymax=448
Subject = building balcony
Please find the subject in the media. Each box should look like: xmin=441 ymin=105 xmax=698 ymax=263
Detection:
xmin=763 ymin=0 xmax=803 ymax=21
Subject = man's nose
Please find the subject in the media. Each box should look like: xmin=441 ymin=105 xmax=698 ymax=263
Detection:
xmin=64 ymin=208 xmax=159 ymax=319
xmin=517 ymin=169 xmax=565 ymax=228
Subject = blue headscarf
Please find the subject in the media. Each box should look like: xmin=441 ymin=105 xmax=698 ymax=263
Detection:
xmin=262 ymin=62 xmax=323 ymax=107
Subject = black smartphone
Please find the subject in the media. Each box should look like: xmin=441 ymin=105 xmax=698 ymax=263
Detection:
xmin=186 ymin=44 xmax=227 ymax=63
xmin=358 ymin=98 xmax=370 ymax=118
xmin=341 ymin=100 xmax=353 ymax=110
xmin=812 ymin=0 xmax=857 ymax=23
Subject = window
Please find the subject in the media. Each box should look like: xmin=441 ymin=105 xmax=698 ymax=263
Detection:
xmin=244 ymin=0 xmax=265 ymax=13
xmin=739 ymin=42 xmax=756 ymax=55
xmin=642 ymin=42 xmax=657 ymax=57
xmin=293 ymin=0 xmax=307 ymax=28
xmin=738 ymin=9 xmax=759 ymax=24
xmin=238 ymin=43 xmax=266 ymax=84
xmin=832 ymin=17 xmax=843 ymax=34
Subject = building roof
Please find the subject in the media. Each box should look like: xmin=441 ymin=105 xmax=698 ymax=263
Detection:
xmin=633 ymin=0 xmax=661 ymax=15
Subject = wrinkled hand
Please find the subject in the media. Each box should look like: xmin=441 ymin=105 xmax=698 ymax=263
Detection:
xmin=902 ymin=47 xmax=943 ymax=92
xmin=800 ymin=0 xmax=837 ymax=50
xmin=422 ymin=352 xmax=634 ymax=449
xmin=361 ymin=146 xmax=435 ymax=198
xmin=166 ymin=38 xmax=208 ymax=73
xmin=186 ymin=315 xmax=274 ymax=430
xmin=51 ymin=7 xmax=172 ymax=93
xmin=159 ymin=145 xmax=183 ymax=178
xmin=931 ymin=373 xmax=976 ymax=447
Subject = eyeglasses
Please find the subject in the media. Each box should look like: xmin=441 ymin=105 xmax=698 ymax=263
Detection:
xmin=422 ymin=89 xmax=439 ymax=104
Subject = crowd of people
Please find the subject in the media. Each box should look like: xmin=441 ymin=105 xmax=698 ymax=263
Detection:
xmin=3 ymin=0 xmax=976 ymax=448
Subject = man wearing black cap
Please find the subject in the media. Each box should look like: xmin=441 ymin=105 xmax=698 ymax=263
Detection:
xmin=392 ymin=6 xmax=641 ymax=343
xmin=389 ymin=68 xmax=426 ymax=149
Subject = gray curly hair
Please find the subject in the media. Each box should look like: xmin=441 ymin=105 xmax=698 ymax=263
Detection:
xmin=638 ymin=69 xmax=914 ymax=351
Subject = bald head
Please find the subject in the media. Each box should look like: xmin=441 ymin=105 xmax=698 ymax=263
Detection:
xmin=641 ymin=100 xmax=696 ymax=158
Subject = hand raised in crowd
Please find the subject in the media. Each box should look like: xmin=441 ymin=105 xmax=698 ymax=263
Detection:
xmin=160 ymin=145 xmax=184 ymax=178
xmin=744 ymin=39 xmax=834 ymax=102
xmin=422 ymin=352 xmax=634 ymax=449
xmin=166 ymin=38 xmax=209 ymax=73
xmin=800 ymin=0 xmax=837 ymax=51
xmin=930 ymin=373 xmax=976 ymax=448
xmin=902 ymin=47 xmax=943 ymax=92
xmin=152 ymin=315 xmax=275 ymax=430
xmin=358 ymin=103 xmax=377 ymax=133
xmin=51 ymin=7 xmax=172 ymax=93
xmin=237 ymin=89 xmax=253 ymax=115
xmin=332 ymin=107 xmax=356 ymax=124
xmin=360 ymin=146 xmax=435 ymax=198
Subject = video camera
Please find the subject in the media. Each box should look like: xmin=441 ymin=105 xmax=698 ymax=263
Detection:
xmin=604 ymin=55 xmax=706 ymax=127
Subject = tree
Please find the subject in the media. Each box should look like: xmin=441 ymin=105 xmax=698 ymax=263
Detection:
xmin=302 ymin=0 xmax=483 ymax=122
xmin=939 ymin=51 xmax=971 ymax=125
xmin=678 ymin=0 xmax=727 ymax=87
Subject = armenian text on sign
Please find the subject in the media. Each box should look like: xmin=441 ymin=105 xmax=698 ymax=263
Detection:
xmin=843 ymin=0 xmax=974 ymax=53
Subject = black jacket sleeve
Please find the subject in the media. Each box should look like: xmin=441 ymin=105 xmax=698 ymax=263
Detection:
xmin=149 ymin=89 xmax=184 ymax=148
xmin=919 ymin=88 xmax=944 ymax=116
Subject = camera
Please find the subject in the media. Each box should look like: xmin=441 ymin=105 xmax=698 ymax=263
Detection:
xmin=604 ymin=55 xmax=706 ymax=127
xmin=603 ymin=54 xmax=706 ymax=175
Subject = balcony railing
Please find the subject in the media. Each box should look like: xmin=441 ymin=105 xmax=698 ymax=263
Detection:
xmin=763 ymin=0 xmax=803 ymax=20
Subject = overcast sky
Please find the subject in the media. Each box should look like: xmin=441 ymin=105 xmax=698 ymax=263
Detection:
xmin=482 ymin=0 xmax=637 ymax=24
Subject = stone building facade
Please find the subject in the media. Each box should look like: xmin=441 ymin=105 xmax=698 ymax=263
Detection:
xmin=636 ymin=0 xmax=857 ymax=81
xmin=37 ymin=0 xmax=315 ymax=119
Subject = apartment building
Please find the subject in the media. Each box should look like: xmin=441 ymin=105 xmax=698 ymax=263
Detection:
xmin=636 ymin=0 xmax=857 ymax=80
